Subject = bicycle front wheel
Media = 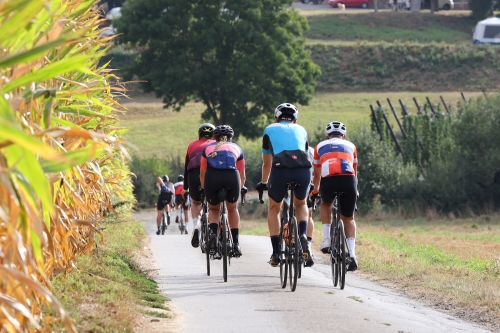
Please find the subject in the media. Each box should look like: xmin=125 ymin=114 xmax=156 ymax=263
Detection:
xmin=279 ymin=220 xmax=287 ymax=289
xmin=339 ymin=220 xmax=347 ymax=290
xmin=289 ymin=217 xmax=299 ymax=292
xmin=222 ymin=214 xmax=228 ymax=283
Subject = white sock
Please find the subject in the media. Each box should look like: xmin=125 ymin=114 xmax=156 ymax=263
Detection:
xmin=347 ymin=238 xmax=355 ymax=257
xmin=193 ymin=217 xmax=200 ymax=229
xmin=322 ymin=224 xmax=330 ymax=240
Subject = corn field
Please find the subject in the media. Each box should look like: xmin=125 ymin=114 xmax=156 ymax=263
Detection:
xmin=0 ymin=0 xmax=133 ymax=331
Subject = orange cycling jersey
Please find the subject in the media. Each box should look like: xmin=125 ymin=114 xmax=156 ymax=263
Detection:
xmin=313 ymin=138 xmax=357 ymax=177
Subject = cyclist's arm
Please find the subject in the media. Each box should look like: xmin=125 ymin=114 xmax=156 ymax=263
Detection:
xmin=236 ymin=158 xmax=246 ymax=187
xmin=312 ymin=167 xmax=321 ymax=192
xmin=183 ymin=152 xmax=189 ymax=189
xmin=157 ymin=177 xmax=165 ymax=187
xmin=261 ymin=153 xmax=272 ymax=183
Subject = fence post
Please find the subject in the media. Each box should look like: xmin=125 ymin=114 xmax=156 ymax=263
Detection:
xmin=399 ymin=99 xmax=424 ymax=150
xmin=387 ymin=98 xmax=407 ymax=139
xmin=439 ymin=95 xmax=451 ymax=115
xmin=381 ymin=109 xmax=405 ymax=158
xmin=413 ymin=97 xmax=422 ymax=114
xmin=425 ymin=97 xmax=436 ymax=116
xmin=461 ymin=92 xmax=467 ymax=102
xmin=370 ymin=104 xmax=383 ymax=142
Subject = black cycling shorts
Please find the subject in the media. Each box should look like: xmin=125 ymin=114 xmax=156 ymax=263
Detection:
xmin=204 ymin=169 xmax=241 ymax=206
xmin=320 ymin=175 xmax=357 ymax=217
xmin=188 ymin=168 xmax=202 ymax=202
xmin=268 ymin=167 xmax=311 ymax=203
xmin=157 ymin=192 xmax=173 ymax=210
xmin=175 ymin=194 xmax=189 ymax=210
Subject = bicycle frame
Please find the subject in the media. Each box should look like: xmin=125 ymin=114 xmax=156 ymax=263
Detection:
xmin=330 ymin=193 xmax=351 ymax=289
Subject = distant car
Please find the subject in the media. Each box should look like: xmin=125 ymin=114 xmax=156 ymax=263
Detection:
xmin=101 ymin=24 xmax=117 ymax=37
xmin=329 ymin=0 xmax=370 ymax=8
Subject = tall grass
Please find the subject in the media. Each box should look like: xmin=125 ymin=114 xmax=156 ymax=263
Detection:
xmin=0 ymin=0 xmax=132 ymax=331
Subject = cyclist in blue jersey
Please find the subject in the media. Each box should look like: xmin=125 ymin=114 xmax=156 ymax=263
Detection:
xmin=256 ymin=103 xmax=314 ymax=267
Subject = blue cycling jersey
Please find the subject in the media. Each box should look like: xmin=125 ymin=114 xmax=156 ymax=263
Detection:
xmin=262 ymin=122 xmax=311 ymax=169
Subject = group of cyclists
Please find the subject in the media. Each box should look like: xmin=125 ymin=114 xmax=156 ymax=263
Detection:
xmin=155 ymin=102 xmax=359 ymax=272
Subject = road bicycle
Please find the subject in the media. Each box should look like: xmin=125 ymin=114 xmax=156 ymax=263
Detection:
xmin=178 ymin=210 xmax=186 ymax=234
xmin=207 ymin=187 xmax=246 ymax=282
xmin=160 ymin=204 xmax=170 ymax=235
xmin=259 ymin=182 xmax=304 ymax=292
xmin=328 ymin=192 xmax=352 ymax=290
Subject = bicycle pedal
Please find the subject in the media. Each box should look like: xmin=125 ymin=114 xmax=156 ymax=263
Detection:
xmin=303 ymin=253 xmax=309 ymax=260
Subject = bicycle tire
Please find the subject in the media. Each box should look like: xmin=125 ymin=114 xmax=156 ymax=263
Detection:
xmin=289 ymin=217 xmax=299 ymax=292
xmin=161 ymin=213 xmax=166 ymax=235
xmin=339 ymin=220 xmax=347 ymax=290
xmin=222 ymin=210 xmax=228 ymax=282
xmin=331 ymin=212 xmax=339 ymax=287
xmin=202 ymin=214 xmax=210 ymax=276
xmin=279 ymin=220 xmax=287 ymax=289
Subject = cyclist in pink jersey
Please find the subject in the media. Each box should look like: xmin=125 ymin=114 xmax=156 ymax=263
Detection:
xmin=183 ymin=123 xmax=215 ymax=247
xmin=200 ymin=125 xmax=246 ymax=257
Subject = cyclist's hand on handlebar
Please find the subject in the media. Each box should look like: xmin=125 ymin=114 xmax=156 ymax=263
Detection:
xmin=182 ymin=189 xmax=189 ymax=195
xmin=241 ymin=186 xmax=248 ymax=194
xmin=198 ymin=186 xmax=204 ymax=195
xmin=255 ymin=182 xmax=268 ymax=192
xmin=310 ymin=189 xmax=320 ymax=202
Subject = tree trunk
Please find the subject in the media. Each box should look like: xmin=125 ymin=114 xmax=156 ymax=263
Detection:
xmin=411 ymin=0 xmax=421 ymax=11
xmin=374 ymin=0 xmax=378 ymax=12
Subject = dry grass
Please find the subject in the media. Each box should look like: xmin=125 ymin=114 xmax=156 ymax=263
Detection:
xmin=240 ymin=213 xmax=500 ymax=330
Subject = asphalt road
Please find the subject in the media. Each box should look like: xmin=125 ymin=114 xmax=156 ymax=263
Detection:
xmin=137 ymin=211 xmax=489 ymax=333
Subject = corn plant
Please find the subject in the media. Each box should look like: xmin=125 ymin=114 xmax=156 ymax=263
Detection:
xmin=0 ymin=0 xmax=132 ymax=331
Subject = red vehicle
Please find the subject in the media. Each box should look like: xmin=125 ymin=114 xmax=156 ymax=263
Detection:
xmin=329 ymin=0 xmax=370 ymax=8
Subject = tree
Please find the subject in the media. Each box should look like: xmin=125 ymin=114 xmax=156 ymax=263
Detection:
xmin=469 ymin=0 xmax=493 ymax=20
xmin=115 ymin=0 xmax=321 ymax=138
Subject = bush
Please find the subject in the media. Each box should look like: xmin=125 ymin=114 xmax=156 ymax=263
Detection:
xmin=129 ymin=156 xmax=171 ymax=208
xmin=99 ymin=45 xmax=138 ymax=72
xmin=469 ymin=0 xmax=493 ymax=20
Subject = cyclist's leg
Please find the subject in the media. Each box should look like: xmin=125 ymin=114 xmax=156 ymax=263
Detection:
xmin=204 ymin=169 xmax=224 ymax=251
xmin=291 ymin=168 xmax=312 ymax=264
xmin=337 ymin=176 xmax=358 ymax=270
xmin=188 ymin=169 xmax=203 ymax=231
xmin=183 ymin=201 xmax=189 ymax=233
xmin=267 ymin=168 xmax=288 ymax=265
xmin=225 ymin=170 xmax=242 ymax=255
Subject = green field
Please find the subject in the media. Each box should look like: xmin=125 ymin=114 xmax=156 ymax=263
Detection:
xmin=120 ymin=91 xmax=482 ymax=158
xmin=305 ymin=12 xmax=475 ymax=44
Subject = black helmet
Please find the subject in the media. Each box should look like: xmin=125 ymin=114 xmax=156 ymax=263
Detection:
xmin=162 ymin=175 xmax=169 ymax=182
xmin=177 ymin=175 xmax=184 ymax=182
xmin=213 ymin=125 xmax=234 ymax=140
xmin=275 ymin=103 xmax=298 ymax=121
xmin=198 ymin=123 xmax=215 ymax=138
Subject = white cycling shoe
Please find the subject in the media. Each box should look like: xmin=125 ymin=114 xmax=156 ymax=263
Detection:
xmin=320 ymin=238 xmax=331 ymax=254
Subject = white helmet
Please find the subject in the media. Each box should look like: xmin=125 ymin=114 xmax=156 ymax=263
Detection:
xmin=275 ymin=103 xmax=298 ymax=121
xmin=325 ymin=121 xmax=346 ymax=137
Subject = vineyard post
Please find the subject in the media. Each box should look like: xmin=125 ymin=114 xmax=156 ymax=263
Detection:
xmin=461 ymin=92 xmax=467 ymax=102
xmin=399 ymin=99 xmax=424 ymax=150
xmin=370 ymin=104 xmax=383 ymax=142
xmin=425 ymin=97 xmax=436 ymax=115
xmin=387 ymin=98 xmax=407 ymax=139
xmin=440 ymin=96 xmax=451 ymax=115
xmin=413 ymin=97 xmax=422 ymax=114
xmin=376 ymin=103 xmax=405 ymax=157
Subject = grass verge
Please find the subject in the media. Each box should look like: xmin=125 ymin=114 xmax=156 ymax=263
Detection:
xmin=45 ymin=217 xmax=169 ymax=332
xmin=240 ymin=214 xmax=500 ymax=330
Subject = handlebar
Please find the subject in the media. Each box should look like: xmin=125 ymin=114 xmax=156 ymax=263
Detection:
xmin=240 ymin=187 xmax=248 ymax=206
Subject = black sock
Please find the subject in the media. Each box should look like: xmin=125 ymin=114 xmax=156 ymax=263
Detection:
xmin=231 ymin=228 xmax=239 ymax=244
xmin=299 ymin=221 xmax=308 ymax=236
xmin=270 ymin=235 xmax=280 ymax=254
xmin=307 ymin=237 xmax=312 ymax=242
xmin=209 ymin=223 xmax=218 ymax=235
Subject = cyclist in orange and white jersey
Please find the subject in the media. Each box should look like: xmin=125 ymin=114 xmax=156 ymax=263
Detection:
xmin=310 ymin=121 xmax=359 ymax=271
xmin=174 ymin=175 xmax=190 ymax=234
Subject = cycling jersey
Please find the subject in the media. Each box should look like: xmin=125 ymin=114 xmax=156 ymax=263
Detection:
xmin=313 ymin=138 xmax=358 ymax=177
xmin=262 ymin=122 xmax=311 ymax=169
xmin=200 ymin=142 xmax=245 ymax=173
xmin=173 ymin=181 xmax=184 ymax=195
xmin=184 ymin=138 xmax=215 ymax=187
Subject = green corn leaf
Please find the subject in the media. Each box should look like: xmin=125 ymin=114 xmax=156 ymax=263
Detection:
xmin=55 ymin=106 xmax=115 ymax=118
xmin=0 ymin=0 xmax=45 ymax=46
xmin=2 ymin=55 xmax=90 ymax=92
xmin=40 ymin=145 xmax=106 ymax=173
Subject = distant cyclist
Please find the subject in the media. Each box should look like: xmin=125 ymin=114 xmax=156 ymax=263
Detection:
xmin=156 ymin=175 xmax=175 ymax=235
xmin=174 ymin=175 xmax=190 ymax=234
xmin=255 ymin=103 xmax=314 ymax=267
xmin=183 ymin=123 xmax=216 ymax=247
xmin=200 ymin=125 xmax=246 ymax=257
xmin=310 ymin=121 xmax=359 ymax=271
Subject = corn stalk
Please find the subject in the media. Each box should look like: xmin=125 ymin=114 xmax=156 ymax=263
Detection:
xmin=0 ymin=0 xmax=132 ymax=331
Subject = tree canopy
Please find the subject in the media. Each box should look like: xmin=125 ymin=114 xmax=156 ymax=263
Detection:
xmin=115 ymin=0 xmax=321 ymax=138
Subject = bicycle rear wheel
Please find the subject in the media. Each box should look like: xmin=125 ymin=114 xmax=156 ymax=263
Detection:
xmin=202 ymin=214 xmax=210 ymax=276
xmin=339 ymin=220 xmax=347 ymax=290
xmin=289 ymin=217 xmax=299 ymax=292
xmin=331 ymin=215 xmax=339 ymax=287
xmin=279 ymin=220 xmax=287 ymax=289
xmin=222 ymin=213 xmax=228 ymax=282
